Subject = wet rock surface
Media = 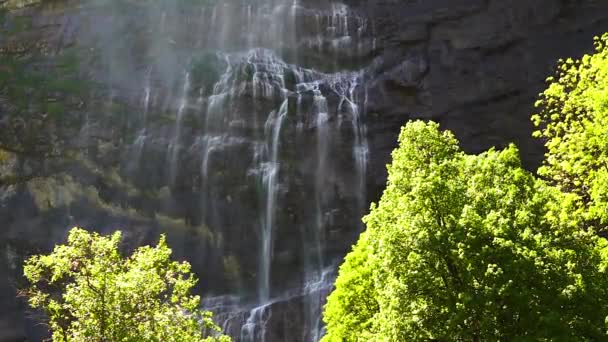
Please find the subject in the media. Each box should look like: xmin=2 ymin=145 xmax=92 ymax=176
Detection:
xmin=2 ymin=0 xmax=608 ymax=340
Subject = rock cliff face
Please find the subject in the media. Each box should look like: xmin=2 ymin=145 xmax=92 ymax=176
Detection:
xmin=361 ymin=0 xmax=608 ymax=195
xmin=1 ymin=0 xmax=608 ymax=341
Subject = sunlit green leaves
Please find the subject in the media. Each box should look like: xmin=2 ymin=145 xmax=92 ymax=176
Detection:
xmin=323 ymin=121 xmax=608 ymax=341
xmin=322 ymin=231 xmax=378 ymax=342
xmin=23 ymin=227 xmax=231 ymax=342
xmin=533 ymin=33 xmax=608 ymax=227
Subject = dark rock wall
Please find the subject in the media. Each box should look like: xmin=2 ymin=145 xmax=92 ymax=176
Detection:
xmin=2 ymin=0 xmax=608 ymax=341
xmin=358 ymin=0 xmax=608 ymax=198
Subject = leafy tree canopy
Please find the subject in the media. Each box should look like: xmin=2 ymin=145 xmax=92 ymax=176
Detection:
xmin=322 ymin=121 xmax=608 ymax=341
xmin=23 ymin=227 xmax=231 ymax=342
xmin=533 ymin=33 xmax=608 ymax=227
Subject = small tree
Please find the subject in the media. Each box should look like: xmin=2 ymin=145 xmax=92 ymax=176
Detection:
xmin=322 ymin=121 xmax=608 ymax=341
xmin=22 ymin=227 xmax=231 ymax=342
xmin=532 ymin=33 xmax=608 ymax=227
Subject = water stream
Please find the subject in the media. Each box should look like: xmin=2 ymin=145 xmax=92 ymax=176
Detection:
xmin=90 ymin=0 xmax=373 ymax=340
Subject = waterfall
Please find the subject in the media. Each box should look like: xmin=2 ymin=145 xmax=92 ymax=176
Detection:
xmin=336 ymin=74 xmax=369 ymax=213
xmin=95 ymin=0 xmax=375 ymax=340
xmin=310 ymin=83 xmax=330 ymax=341
xmin=196 ymin=2 xmax=371 ymax=340
xmin=260 ymin=99 xmax=288 ymax=303
xmin=169 ymin=72 xmax=191 ymax=185
xmin=241 ymin=303 xmax=272 ymax=342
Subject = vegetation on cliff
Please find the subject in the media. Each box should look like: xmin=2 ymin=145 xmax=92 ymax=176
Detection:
xmin=323 ymin=34 xmax=608 ymax=341
xmin=22 ymin=227 xmax=231 ymax=342
xmin=0 ymin=7 xmax=91 ymax=186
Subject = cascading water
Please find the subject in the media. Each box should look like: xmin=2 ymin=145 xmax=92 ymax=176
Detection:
xmin=169 ymin=72 xmax=191 ymax=184
xmin=261 ymin=98 xmax=288 ymax=303
xmin=183 ymin=2 xmax=371 ymax=340
xmin=75 ymin=0 xmax=374 ymax=340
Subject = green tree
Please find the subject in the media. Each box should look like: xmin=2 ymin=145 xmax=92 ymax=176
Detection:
xmin=323 ymin=231 xmax=377 ymax=342
xmin=532 ymin=33 xmax=608 ymax=227
xmin=22 ymin=227 xmax=231 ymax=342
xmin=322 ymin=121 xmax=608 ymax=341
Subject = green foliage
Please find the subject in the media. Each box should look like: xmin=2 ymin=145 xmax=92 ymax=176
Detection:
xmin=322 ymin=121 xmax=608 ymax=341
xmin=322 ymin=231 xmax=377 ymax=342
xmin=0 ymin=8 xmax=95 ymax=185
xmin=222 ymin=255 xmax=241 ymax=283
xmin=23 ymin=227 xmax=231 ymax=342
xmin=532 ymin=33 xmax=608 ymax=226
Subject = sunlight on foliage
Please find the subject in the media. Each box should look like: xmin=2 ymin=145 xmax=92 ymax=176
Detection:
xmin=322 ymin=121 xmax=608 ymax=341
xmin=22 ymin=228 xmax=231 ymax=342
xmin=533 ymin=33 xmax=608 ymax=227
